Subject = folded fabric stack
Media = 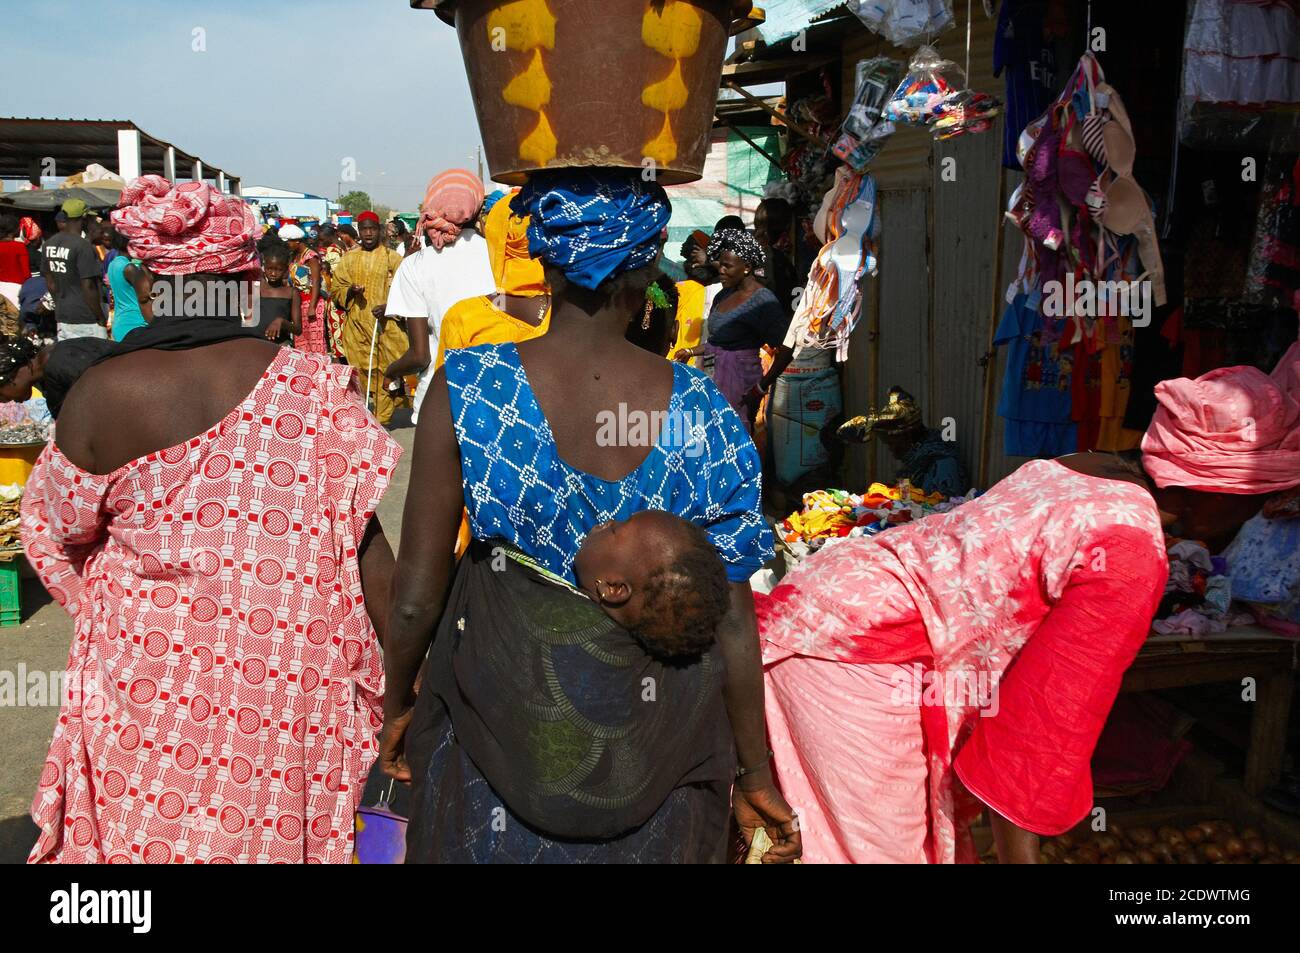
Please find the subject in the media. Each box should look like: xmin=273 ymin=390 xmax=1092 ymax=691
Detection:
xmin=778 ymin=483 xmax=977 ymax=563
xmin=1151 ymin=537 xmax=1253 ymax=636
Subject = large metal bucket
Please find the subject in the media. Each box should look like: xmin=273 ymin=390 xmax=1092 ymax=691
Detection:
xmin=417 ymin=0 xmax=753 ymax=185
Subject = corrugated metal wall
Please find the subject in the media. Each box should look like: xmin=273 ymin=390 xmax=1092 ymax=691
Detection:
xmin=834 ymin=6 xmax=1029 ymax=491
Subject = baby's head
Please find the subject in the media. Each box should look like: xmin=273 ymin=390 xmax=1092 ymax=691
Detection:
xmin=574 ymin=510 xmax=730 ymax=660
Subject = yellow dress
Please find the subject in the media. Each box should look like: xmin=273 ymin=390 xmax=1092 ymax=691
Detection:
xmin=435 ymin=295 xmax=551 ymax=369
xmin=329 ymin=245 xmax=407 ymax=425
xmin=434 ymin=193 xmax=551 ymax=369
xmin=668 ymin=279 xmax=707 ymax=364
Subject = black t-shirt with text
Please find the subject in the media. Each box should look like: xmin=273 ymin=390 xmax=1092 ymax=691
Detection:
xmin=42 ymin=231 xmax=101 ymax=325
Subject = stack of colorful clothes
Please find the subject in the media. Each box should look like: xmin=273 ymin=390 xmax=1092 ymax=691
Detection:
xmin=777 ymin=482 xmax=977 ymax=566
xmin=1151 ymin=537 xmax=1250 ymax=636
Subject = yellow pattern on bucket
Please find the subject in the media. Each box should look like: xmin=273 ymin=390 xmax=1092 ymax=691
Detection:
xmin=641 ymin=0 xmax=702 ymax=57
xmin=487 ymin=0 xmax=556 ymax=51
xmin=519 ymin=110 xmax=559 ymax=165
xmin=503 ymin=49 xmax=552 ymax=111
xmin=644 ymin=113 xmax=678 ymax=166
xmin=491 ymin=0 xmax=558 ymax=166
xmin=640 ymin=1 xmax=701 ymax=170
xmin=642 ymin=58 xmax=689 ymax=113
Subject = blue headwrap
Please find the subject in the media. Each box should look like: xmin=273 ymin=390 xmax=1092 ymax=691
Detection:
xmin=510 ymin=170 xmax=671 ymax=291
xmin=482 ymin=190 xmax=508 ymax=214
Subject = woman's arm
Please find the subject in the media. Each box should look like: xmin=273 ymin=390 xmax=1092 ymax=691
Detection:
xmin=358 ymin=516 xmax=394 ymax=647
xmin=718 ymin=581 xmax=803 ymax=862
xmin=759 ymin=344 xmax=794 ymax=392
xmin=289 ymin=289 xmax=302 ymax=335
xmin=379 ymin=365 xmax=465 ymax=780
xmin=384 ymin=317 xmax=431 ymax=380
xmin=307 ymin=255 xmax=321 ymax=320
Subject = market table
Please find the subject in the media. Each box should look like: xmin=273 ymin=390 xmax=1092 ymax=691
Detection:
xmin=1122 ymin=626 xmax=1297 ymax=795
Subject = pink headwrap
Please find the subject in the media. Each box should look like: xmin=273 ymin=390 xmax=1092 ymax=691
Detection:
xmin=111 ymin=175 xmax=259 ymax=275
xmin=1141 ymin=343 xmax=1300 ymax=494
xmin=416 ymin=169 xmax=485 ymax=250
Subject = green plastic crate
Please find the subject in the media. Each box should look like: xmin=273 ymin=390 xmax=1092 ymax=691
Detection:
xmin=0 ymin=558 xmax=21 ymax=627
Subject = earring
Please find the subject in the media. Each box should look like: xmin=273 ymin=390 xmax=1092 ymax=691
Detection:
xmin=641 ymin=298 xmax=653 ymax=330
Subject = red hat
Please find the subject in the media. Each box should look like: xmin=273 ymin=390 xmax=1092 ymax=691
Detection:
xmin=356 ymin=210 xmax=380 ymax=226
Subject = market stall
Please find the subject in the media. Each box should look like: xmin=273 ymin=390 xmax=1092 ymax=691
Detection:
xmin=729 ymin=0 xmax=1300 ymax=860
xmin=0 ymin=381 xmax=52 ymax=627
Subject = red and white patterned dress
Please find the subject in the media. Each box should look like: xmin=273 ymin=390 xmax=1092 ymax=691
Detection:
xmin=21 ymin=348 xmax=401 ymax=863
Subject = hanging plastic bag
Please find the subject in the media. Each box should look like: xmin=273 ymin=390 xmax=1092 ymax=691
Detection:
xmin=884 ymin=44 xmax=966 ymax=126
xmin=848 ymin=0 xmax=955 ymax=47
xmin=833 ymin=56 xmax=905 ymax=171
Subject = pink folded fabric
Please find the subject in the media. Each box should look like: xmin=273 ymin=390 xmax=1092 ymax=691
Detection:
xmin=417 ymin=169 xmax=485 ymax=250
xmin=112 ymin=175 xmax=259 ymax=275
xmin=1142 ymin=352 xmax=1300 ymax=493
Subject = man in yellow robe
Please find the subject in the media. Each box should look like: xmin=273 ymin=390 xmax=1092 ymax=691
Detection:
xmin=329 ymin=210 xmax=407 ymax=425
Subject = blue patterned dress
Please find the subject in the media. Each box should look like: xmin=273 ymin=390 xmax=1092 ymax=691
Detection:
xmin=405 ymin=343 xmax=773 ymax=863
xmin=446 ymin=342 xmax=772 ymax=583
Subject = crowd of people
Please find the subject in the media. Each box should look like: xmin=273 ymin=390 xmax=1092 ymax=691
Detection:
xmin=2 ymin=167 xmax=1297 ymax=864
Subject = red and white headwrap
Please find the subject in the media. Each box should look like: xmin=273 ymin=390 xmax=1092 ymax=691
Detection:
xmin=111 ymin=175 xmax=259 ymax=275
xmin=1141 ymin=342 xmax=1300 ymax=494
xmin=416 ymin=169 xmax=485 ymax=249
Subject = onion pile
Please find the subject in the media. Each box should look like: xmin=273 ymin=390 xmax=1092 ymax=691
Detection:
xmin=1038 ymin=820 xmax=1300 ymax=864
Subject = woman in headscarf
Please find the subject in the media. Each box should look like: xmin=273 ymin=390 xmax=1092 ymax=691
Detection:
xmin=757 ymin=351 xmax=1300 ymax=864
xmin=20 ymin=175 xmax=402 ymax=864
xmin=676 ymin=228 xmax=793 ymax=433
xmin=383 ymin=169 xmax=801 ymax=864
xmin=431 ymin=190 xmax=552 ymax=369
xmin=278 ymin=224 xmax=329 ymax=355
xmin=384 ymin=170 xmax=493 ymax=425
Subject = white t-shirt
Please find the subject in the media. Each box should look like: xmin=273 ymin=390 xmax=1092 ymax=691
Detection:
xmin=385 ymin=231 xmax=495 ymax=422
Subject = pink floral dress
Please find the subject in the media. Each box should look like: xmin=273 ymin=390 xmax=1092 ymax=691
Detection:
xmin=758 ymin=459 xmax=1169 ymax=863
xmin=21 ymin=348 xmax=401 ymax=863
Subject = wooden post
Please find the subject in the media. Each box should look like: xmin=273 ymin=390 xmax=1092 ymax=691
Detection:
xmin=1246 ymin=667 xmax=1295 ymax=795
xmin=977 ymin=167 xmax=1010 ymax=489
xmin=867 ymin=203 xmax=882 ymax=485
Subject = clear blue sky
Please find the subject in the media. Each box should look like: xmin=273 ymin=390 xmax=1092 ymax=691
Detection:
xmin=1 ymin=0 xmax=484 ymax=210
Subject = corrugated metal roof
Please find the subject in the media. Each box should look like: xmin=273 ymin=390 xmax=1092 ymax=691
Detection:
xmin=0 ymin=117 xmax=237 ymax=182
